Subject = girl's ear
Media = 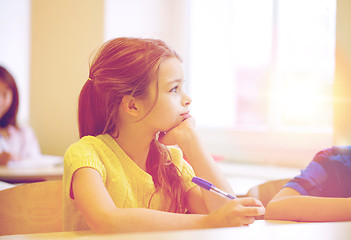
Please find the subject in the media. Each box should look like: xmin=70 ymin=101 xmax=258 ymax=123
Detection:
xmin=121 ymin=95 xmax=139 ymax=117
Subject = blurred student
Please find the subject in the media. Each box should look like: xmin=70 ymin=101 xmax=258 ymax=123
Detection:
xmin=265 ymin=146 xmax=351 ymax=222
xmin=0 ymin=66 xmax=41 ymax=165
xmin=63 ymin=37 xmax=265 ymax=234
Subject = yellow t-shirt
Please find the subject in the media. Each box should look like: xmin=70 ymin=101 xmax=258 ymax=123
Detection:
xmin=62 ymin=134 xmax=196 ymax=231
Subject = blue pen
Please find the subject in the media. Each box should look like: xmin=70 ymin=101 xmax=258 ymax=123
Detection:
xmin=192 ymin=176 xmax=237 ymax=200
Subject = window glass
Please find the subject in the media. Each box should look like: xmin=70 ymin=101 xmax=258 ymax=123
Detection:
xmin=189 ymin=0 xmax=335 ymax=132
xmin=188 ymin=0 xmax=336 ymax=166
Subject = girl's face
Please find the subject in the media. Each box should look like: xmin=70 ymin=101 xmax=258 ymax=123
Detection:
xmin=0 ymin=81 xmax=13 ymax=120
xmin=143 ymin=57 xmax=192 ymax=133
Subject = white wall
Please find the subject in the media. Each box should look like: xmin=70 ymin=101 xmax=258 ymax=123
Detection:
xmin=104 ymin=0 xmax=189 ymax=68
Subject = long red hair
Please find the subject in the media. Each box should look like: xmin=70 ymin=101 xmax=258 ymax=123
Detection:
xmin=78 ymin=37 xmax=186 ymax=213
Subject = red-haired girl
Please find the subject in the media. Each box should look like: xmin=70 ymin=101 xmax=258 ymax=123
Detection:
xmin=63 ymin=37 xmax=264 ymax=233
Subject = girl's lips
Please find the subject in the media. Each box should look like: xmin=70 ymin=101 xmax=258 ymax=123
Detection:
xmin=180 ymin=111 xmax=190 ymax=119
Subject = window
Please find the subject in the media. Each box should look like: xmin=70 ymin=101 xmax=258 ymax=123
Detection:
xmin=188 ymin=0 xmax=336 ymax=167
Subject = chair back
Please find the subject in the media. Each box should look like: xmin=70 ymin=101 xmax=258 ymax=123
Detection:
xmin=246 ymin=178 xmax=290 ymax=207
xmin=0 ymin=180 xmax=62 ymax=236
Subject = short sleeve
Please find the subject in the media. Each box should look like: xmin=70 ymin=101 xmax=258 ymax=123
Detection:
xmin=284 ymin=161 xmax=327 ymax=196
xmin=168 ymin=146 xmax=197 ymax=192
xmin=284 ymin=146 xmax=351 ymax=197
xmin=181 ymin=160 xmax=197 ymax=192
xmin=63 ymin=138 xmax=106 ymax=199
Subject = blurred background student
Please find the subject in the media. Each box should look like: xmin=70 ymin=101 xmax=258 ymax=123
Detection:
xmin=0 ymin=66 xmax=40 ymax=165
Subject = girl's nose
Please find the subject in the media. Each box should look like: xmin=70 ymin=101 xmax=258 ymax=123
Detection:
xmin=183 ymin=94 xmax=192 ymax=107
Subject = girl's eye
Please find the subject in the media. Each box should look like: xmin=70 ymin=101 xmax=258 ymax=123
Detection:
xmin=170 ymin=86 xmax=179 ymax=93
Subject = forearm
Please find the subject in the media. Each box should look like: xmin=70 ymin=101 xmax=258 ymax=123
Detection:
xmin=73 ymin=168 xmax=263 ymax=234
xmin=87 ymin=207 xmax=207 ymax=234
xmin=177 ymin=131 xmax=234 ymax=211
xmin=265 ymin=196 xmax=351 ymax=222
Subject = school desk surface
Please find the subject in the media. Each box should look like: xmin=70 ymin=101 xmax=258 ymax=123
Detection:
xmin=0 ymin=220 xmax=350 ymax=240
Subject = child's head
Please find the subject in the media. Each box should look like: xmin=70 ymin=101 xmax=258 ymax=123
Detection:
xmin=0 ymin=66 xmax=19 ymax=128
xmin=79 ymin=37 xmax=182 ymax=138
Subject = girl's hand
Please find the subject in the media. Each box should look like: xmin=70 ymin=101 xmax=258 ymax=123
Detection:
xmin=201 ymin=197 xmax=265 ymax=228
xmin=158 ymin=116 xmax=196 ymax=146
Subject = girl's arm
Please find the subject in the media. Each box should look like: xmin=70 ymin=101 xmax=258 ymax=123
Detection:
xmin=160 ymin=117 xmax=244 ymax=211
xmin=265 ymin=187 xmax=351 ymax=222
xmin=72 ymin=167 xmax=263 ymax=233
xmin=180 ymin=131 xmax=237 ymax=211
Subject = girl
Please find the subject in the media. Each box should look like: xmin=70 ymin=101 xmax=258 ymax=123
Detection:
xmin=63 ymin=37 xmax=265 ymax=233
xmin=0 ymin=66 xmax=41 ymax=165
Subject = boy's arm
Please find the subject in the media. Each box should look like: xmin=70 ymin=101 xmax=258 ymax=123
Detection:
xmin=265 ymin=187 xmax=351 ymax=222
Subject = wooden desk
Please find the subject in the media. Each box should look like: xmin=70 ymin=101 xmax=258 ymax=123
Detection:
xmin=0 ymin=155 xmax=63 ymax=183
xmin=1 ymin=220 xmax=350 ymax=240
xmin=218 ymin=161 xmax=300 ymax=196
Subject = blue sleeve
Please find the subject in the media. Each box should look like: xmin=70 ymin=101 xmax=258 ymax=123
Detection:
xmin=284 ymin=161 xmax=327 ymax=196
xmin=284 ymin=146 xmax=351 ymax=197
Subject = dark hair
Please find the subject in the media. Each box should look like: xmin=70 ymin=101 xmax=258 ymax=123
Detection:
xmin=78 ymin=37 xmax=186 ymax=213
xmin=0 ymin=66 xmax=19 ymax=128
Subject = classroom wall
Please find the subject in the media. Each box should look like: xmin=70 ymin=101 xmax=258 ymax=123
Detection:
xmin=30 ymin=0 xmax=104 ymax=156
xmin=28 ymin=0 xmax=351 ymax=156
xmin=29 ymin=0 xmax=186 ymax=157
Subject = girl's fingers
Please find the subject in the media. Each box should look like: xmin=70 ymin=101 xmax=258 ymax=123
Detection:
xmin=233 ymin=197 xmax=265 ymax=216
xmin=158 ymin=117 xmax=195 ymax=145
xmin=242 ymin=216 xmax=255 ymax=225
xmin=237 ymin=197 xmax=264 ymax=207
xmin=241 ymin=206 xmax=266 ymax=216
